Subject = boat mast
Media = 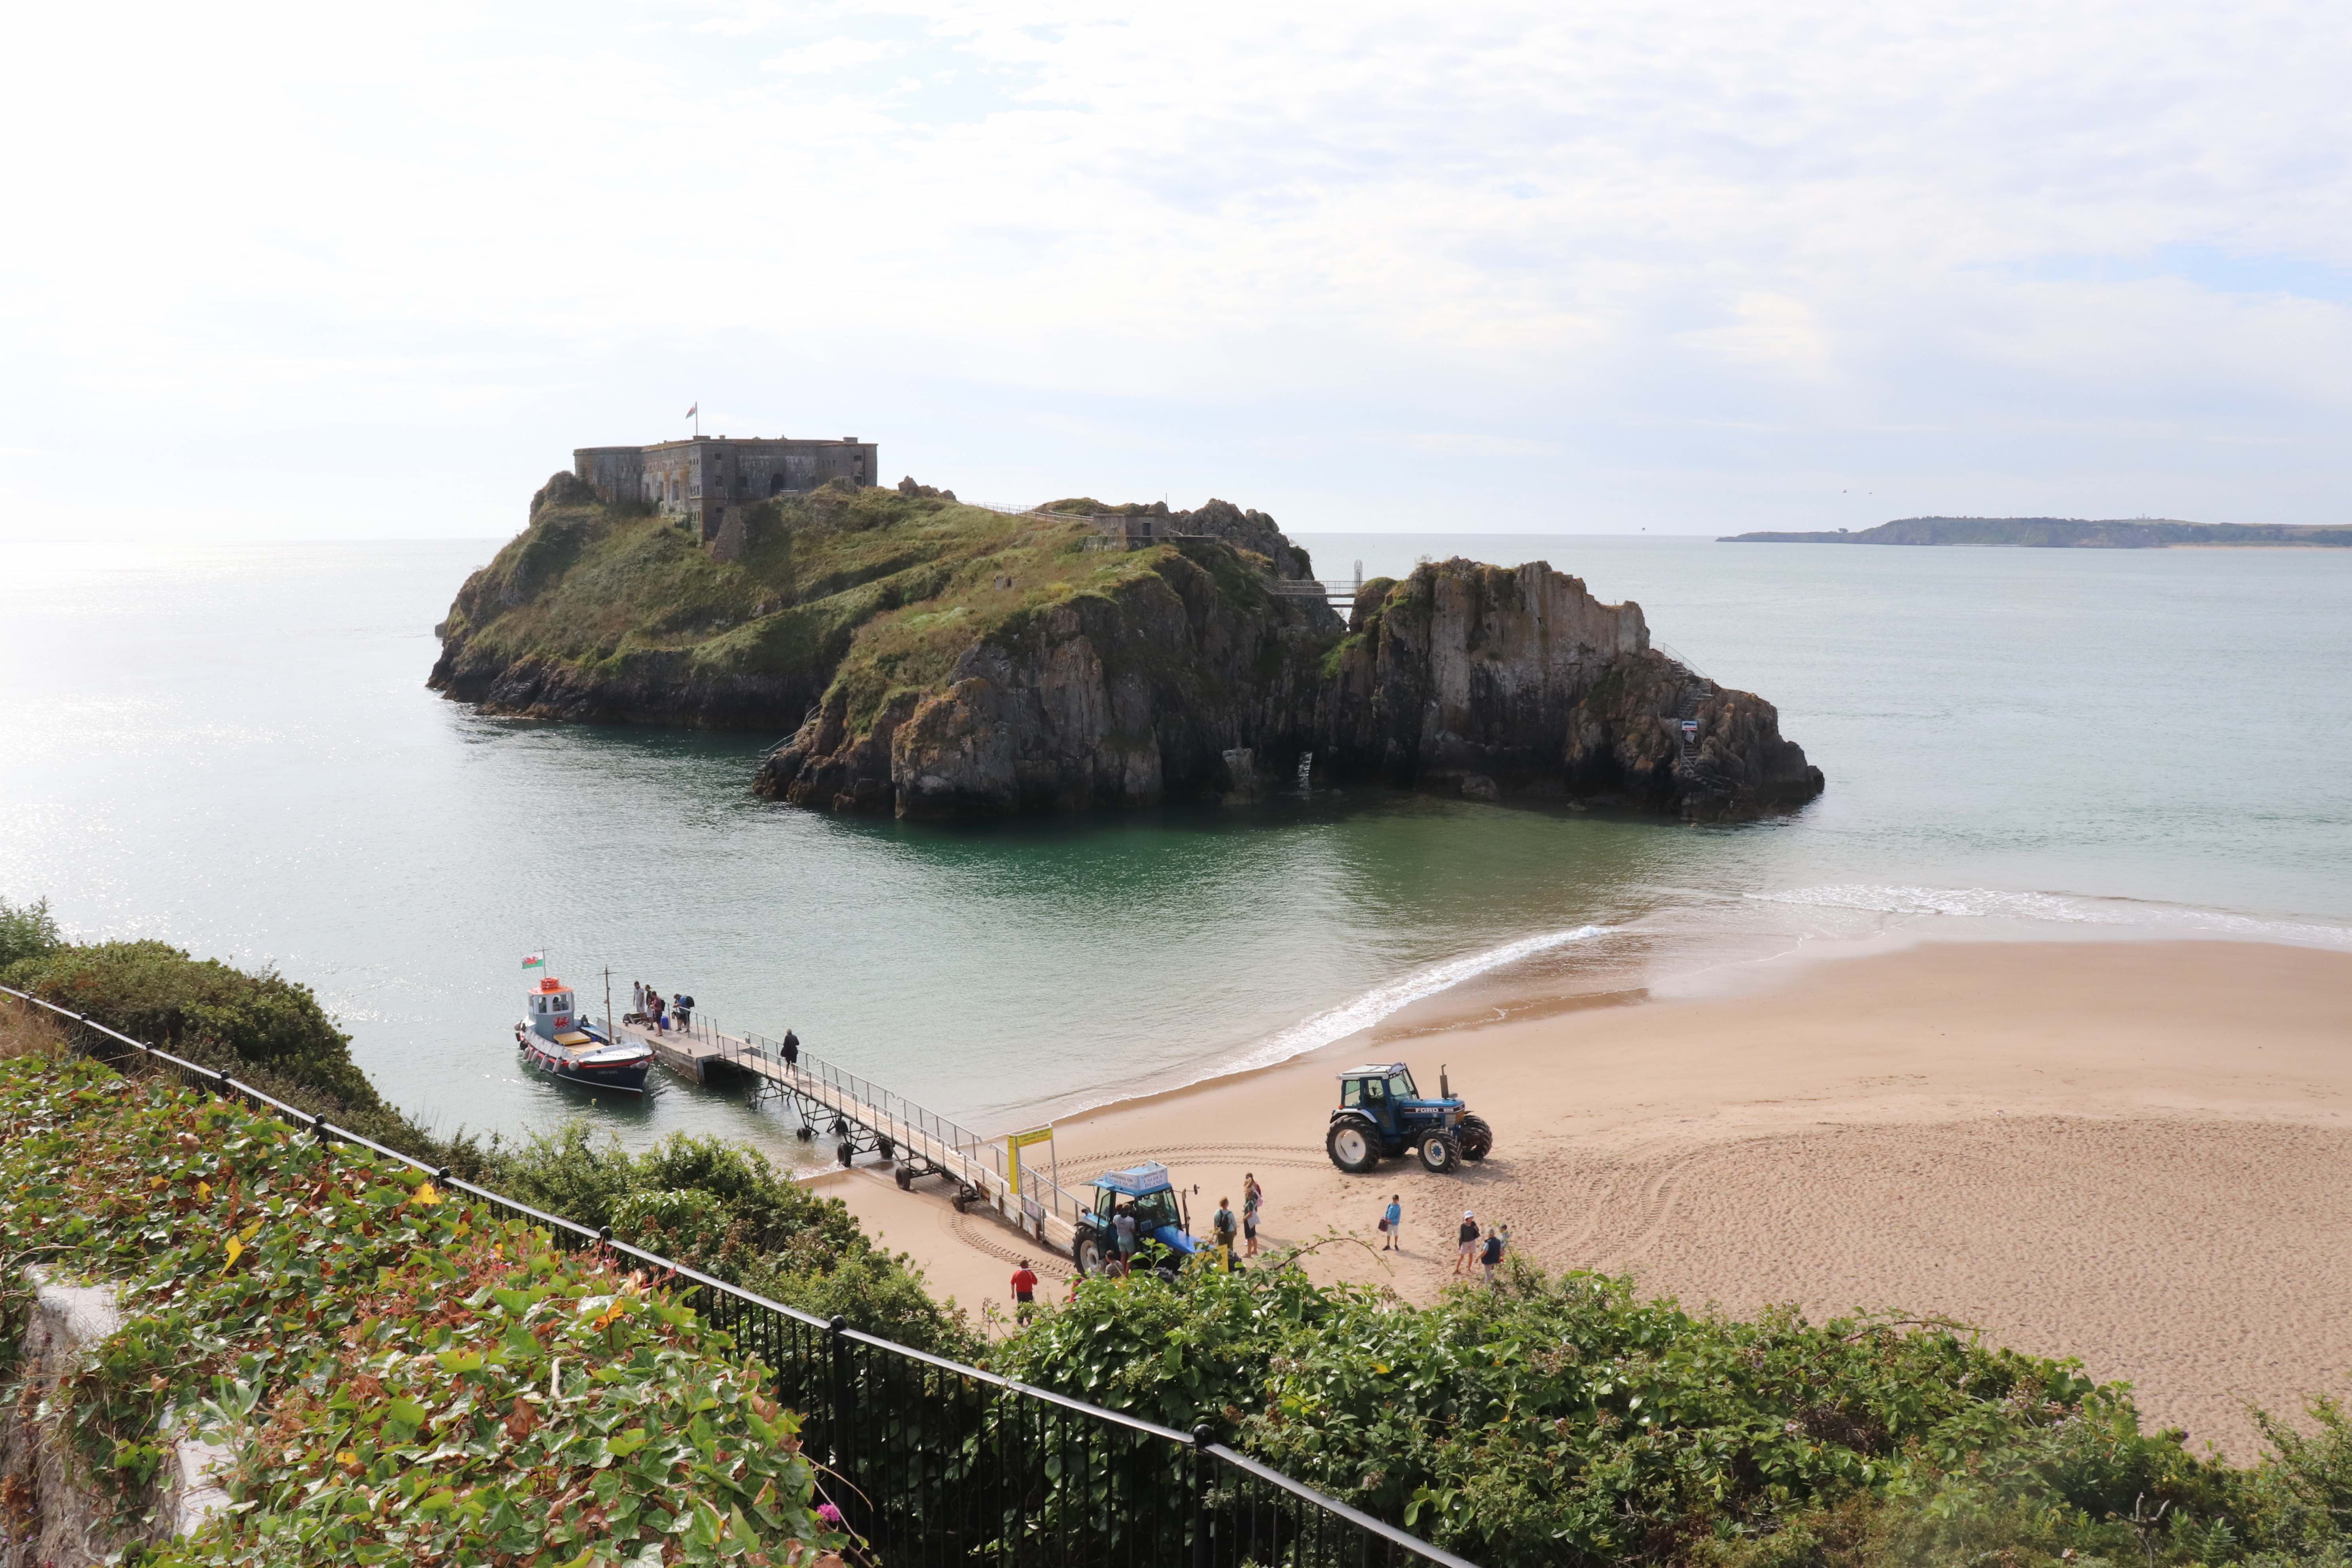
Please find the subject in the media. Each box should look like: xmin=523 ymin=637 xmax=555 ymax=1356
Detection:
xmin=602 ymin=966 xmax=615 ymax=1042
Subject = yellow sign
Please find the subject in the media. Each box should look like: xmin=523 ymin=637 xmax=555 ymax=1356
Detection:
xmin=1006 ymin=1126 xmax=1055 ymax=1196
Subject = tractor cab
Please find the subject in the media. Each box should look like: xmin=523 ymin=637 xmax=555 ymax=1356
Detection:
xmin=1070 ymin=1161 xmax=1200 ymax=1276
xmin=1326 ymin=1062 xmax=1493 ymax=1175
xmin=1337 ymin=1063 xmax=1455 ymax=1137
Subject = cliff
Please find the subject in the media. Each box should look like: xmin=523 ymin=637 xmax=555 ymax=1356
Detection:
xmin=1723 ymin=516 xmax=2352 ymax=547
xmin=432 ymin=479 xmax=1823 ymax=820
xmin=759 ymin=532 xmax=1341 ymax=817
xmin=1318 ymin=562 xmax=1823 ymax=818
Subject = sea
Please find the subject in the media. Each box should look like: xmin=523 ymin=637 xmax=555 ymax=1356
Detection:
xmin=4 ymin=532 xmax=2347 ymax=1163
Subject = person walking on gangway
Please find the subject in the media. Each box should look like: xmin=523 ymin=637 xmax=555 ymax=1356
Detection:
xmin=781 ymin=1028 xmax=800 ymax=1074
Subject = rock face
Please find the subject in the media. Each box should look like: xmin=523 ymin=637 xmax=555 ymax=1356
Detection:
xmin=1316 ymin=560 xmax=1822 ymax=819
xmin=758 ymin=554 xmax=1824 ymax=820
xmin=757 ymin=553 xmax=1336 ymax=817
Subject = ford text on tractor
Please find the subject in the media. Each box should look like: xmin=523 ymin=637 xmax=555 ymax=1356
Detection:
xmin=1326 ymin=1062 xmax=1493 ymax=1175
xmin=1070 ymin=1162 xmax=1202 ymax=1278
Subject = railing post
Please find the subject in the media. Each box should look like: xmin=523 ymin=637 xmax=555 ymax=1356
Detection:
xmin=1192 ymin=1424 xmax=1216 ymax=1568
xmin=827 ymin=1314 xmax=853 ymax=1524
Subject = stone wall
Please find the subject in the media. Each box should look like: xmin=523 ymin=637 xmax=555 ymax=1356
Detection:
xmin=0 ymin=1268 xmax=230 ymax=1567
xmin=575 ymin=437 xmax=881 ymax=542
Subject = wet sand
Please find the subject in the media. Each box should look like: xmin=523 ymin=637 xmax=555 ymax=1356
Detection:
xmin=826 ymin=939 xmax=2352 ymax=1456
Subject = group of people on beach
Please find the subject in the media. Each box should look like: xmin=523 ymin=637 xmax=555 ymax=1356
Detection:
xmin=1211 ymin=1173 xmax=1266 ymax=1261
xmin=1377 ymin=1194 xmax=1513 ymax=1284
xmin=627 ymin=981 xmax=694 ymax=1033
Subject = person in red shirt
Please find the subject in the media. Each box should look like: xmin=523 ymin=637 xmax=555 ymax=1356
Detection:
xmin=1010 ymin=1260 xmax=1039 ymax=1322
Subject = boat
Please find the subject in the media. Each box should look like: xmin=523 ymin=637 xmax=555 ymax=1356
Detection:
xmin=515 ymin=975 xmax=652 ymax=1094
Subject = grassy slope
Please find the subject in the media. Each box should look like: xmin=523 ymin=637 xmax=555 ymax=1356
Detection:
xmin=0 ymin=1052 xmax=849 ymax=1566
xmin=442 ymin=487 xmax=1308 ymax=731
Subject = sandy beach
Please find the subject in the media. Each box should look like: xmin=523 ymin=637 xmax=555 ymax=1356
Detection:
xmin=819 ymin=938 xmax=2352 ymax=1458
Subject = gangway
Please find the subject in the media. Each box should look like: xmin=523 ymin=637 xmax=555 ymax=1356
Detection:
xmin=616 ymin=1013 xmax=1092 ymax=1257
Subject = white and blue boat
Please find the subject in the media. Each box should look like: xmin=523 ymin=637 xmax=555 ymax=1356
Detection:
xmin=515 ymin=974 xmax=652 ymax=1094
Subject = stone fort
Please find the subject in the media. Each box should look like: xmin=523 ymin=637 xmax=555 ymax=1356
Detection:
xmin=574 ymin=435 xmax=879 ymax=542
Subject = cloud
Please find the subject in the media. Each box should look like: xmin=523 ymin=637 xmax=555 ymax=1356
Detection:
xmin=0 ymin=0 xmax=2348 ymax=537
xmin=760 ymin=36 xmax=897 ymax=73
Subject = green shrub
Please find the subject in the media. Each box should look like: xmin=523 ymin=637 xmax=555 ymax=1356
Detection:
xmin=477 ymin=1124 xmax=980 ymax=1358
xmin=0 ymin=892 xmax=63 ymax=970
xmin=0 ymin=939 xmax=439 ymax=1158
xmin=995 ymin=1255 xmax=2240 ymax=1568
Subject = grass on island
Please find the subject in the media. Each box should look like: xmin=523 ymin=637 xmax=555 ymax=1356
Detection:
xmin=436 ymin=481 xmax=1330 ymax=737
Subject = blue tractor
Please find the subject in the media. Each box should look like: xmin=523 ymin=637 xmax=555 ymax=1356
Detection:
xmin=1325 ymin=1062 xmax=1493 ymax=1175
xmin=1070 ymin=1161 xmax=1204 ymax=1278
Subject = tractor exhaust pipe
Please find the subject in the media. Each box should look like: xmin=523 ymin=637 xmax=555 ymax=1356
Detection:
xmin=1440 ymin=1063 xmax=1450 ymax=1099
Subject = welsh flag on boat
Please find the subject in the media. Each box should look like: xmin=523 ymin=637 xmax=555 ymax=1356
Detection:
xmin=522 ymin=952 xmax=545 ymax=970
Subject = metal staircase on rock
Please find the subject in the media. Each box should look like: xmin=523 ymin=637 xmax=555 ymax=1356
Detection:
xmin=1671 ymin=674 xmax=1735 ymax=799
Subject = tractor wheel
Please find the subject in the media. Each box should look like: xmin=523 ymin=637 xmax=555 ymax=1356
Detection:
xmin=877 ymin=1135 xmax=895 ymax=1162
xmin=836 ymin=1140 xmax=854 ymax=1168
xmin=1457 ymin=1115 xmax=1494 ymax=1162
xmin=1072 ymin=1228 xmax=1108 ymax=1277
xmin=894 ymin=1164 xmax=914 ymax=1191
xmin=1326 ymin=1118 xmax=1381 ymax=1174
xmin=1418 ymin=1133 xmax=1462 ymax=1174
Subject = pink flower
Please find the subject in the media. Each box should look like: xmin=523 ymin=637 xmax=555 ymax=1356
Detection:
xmin=817 ymin=1502 xmax=844 ymax=1527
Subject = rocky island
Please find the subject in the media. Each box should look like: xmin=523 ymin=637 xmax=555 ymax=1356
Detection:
xmin=431 ymin=476 xmax=1824 ymax=820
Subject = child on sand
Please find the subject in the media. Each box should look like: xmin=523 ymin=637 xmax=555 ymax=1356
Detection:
xmin=1242 ymin=1173 xmax=1263 ymax=1257
xmin=1381 ymin=1195 xmax=1402 ymax=1250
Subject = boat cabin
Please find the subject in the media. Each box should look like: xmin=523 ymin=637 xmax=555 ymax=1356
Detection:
xmin=526 ymin=978 xmax=578 ymax=1041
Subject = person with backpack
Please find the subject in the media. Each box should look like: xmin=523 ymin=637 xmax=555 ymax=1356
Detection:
xmin=1212 ymin=1196 xmax=1239 ymax=1262
xmin=1480 ymin=1226 xmax=1506 ymax=1286
xmin=1380 ymin=1194 xmax=1402 ymax=1251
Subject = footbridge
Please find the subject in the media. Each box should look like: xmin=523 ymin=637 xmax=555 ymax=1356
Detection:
xmin=619 ymin=1014 xmax=1090 ymax=1256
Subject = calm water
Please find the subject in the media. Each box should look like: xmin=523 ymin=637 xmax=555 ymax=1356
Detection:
xmin=4 ymin=535 xmax=2346 ymax=1159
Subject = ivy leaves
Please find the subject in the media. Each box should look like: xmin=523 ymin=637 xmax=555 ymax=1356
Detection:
xmin=0 ymin=1056 xmax=851 ymax=1568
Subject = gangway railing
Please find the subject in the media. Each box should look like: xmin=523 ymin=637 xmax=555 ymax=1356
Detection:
xmin=653 ymin=1010 xmax=1099 ymax=1249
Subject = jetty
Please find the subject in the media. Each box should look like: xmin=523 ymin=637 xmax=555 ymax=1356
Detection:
xmin=616 ymin=1014 xmax=1087 ymax=1255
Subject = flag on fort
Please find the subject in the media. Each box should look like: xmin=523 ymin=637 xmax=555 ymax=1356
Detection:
xmin=683 ymin=402 xmax=697 ymax=419
xmin=522 ymin=951 xmax=545 ymax=970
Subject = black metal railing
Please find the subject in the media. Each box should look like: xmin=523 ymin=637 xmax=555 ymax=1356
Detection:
xmin=1 ymin=983 xmax=1478 ymax=1568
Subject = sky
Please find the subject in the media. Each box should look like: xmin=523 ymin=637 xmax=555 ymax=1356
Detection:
xmin=2 ymin=0 xmax=2347 ymax=540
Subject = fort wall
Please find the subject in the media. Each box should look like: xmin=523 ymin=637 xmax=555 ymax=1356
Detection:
xmin=574 ymin=436 xmax=879 ymax=542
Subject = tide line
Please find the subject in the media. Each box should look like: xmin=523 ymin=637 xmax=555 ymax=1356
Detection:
xmin=1217 ymin=923 xmax=1617 ymax=1080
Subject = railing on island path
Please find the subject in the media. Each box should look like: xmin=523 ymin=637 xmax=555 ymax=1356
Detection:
xmin=2 ymin=983 xmax=1479 ymax=1568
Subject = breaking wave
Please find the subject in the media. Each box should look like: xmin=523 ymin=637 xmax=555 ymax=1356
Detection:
xmin=1220 ymin=923 xmax=1616 ymax=1077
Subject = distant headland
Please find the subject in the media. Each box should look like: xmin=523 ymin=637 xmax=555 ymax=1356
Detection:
xmin=1721 ymin=516 xmax=2352 ymax=548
